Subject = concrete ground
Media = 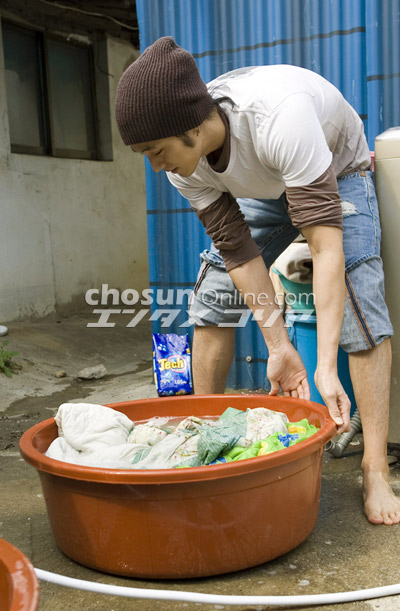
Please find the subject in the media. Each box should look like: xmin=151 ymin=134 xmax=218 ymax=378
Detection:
xmin=1 ymin=314 xmax=400 ymax=611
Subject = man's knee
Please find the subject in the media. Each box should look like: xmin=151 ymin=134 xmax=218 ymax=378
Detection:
xmin=192 ymin=326 xmax=236 ymax=394
xmin=193 ymin=325 xmax=235 ymax=358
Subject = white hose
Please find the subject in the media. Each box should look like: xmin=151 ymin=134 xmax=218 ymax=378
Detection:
xmin=35 ymin=568 xmax=400 ymax=606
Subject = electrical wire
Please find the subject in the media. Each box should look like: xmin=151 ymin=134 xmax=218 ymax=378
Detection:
xmin=36 ymin=0 xmax=139 ymax=31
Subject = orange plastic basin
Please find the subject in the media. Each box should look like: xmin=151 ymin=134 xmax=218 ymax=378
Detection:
xmin=0 ymin=538 xmax=39 ymax=611
xmin=19 ymin=395 xmax=336 ymax=579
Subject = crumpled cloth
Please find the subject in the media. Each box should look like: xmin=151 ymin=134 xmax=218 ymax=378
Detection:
xmin=54 ymin=402 xmax=133 ymax=451
xmin=273 ymin=242 xmax=313 ymax=283
xmin=214 ymin=419 xmax=318 ymax=463
xmin=45 ymin=403 xmax=291 ymax=470
xmin=245 ymin=407 xmax=288 ymax=442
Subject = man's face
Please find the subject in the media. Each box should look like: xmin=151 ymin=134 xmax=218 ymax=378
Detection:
xmin=131 ymin=131 xmax=201 ymax=177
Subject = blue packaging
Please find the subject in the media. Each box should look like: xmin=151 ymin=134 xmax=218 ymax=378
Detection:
xmin=152 ymin=333 xmax=193 ymax=396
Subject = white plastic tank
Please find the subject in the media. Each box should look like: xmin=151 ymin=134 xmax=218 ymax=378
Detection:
xmin=375 ymin=127 xmax=400 ymax=443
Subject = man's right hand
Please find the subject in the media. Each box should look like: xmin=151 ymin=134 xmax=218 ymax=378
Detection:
xmin=267 ymin=342 xmax=310 ymax=400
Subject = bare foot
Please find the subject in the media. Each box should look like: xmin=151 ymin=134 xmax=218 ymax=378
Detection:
xmin=363 ymin=466 xmax=400 ymax=525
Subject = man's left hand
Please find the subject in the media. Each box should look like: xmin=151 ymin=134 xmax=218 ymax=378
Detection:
xmin=315 ymin=367 xmax=351 ymax=433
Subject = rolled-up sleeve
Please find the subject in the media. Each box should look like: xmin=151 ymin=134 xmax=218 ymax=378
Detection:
xmin=196 ymin=193 xmax=260 ymax=271
xmin=285 ymin=164 xmax=343 ymax=229
xmin=167 ymin=167 xmax=259 ymax=270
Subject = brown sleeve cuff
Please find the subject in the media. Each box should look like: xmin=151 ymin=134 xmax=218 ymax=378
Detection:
xmin=286 ymin=164 xmax=343 ymax=229
xmin=196 ymin=193 xmax=260 ymax=272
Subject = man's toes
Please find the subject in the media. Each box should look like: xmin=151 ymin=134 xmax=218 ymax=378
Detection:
xmin=365 ymin=510 xmax=384 ymax=525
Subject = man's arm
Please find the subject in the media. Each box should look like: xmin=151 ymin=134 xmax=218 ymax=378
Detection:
xmin=229 ymin=256 xmax=310 ymax=400
xmin=284 ymin=165 xmax=351 ymax=432
xmin=195 ymin=193 xmax=311 ymax=399
xmin=301 ymin=225 xmax=351 ymax=432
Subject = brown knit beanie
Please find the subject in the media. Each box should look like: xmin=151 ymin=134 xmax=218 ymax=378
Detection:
xmin=115 ymin=36 xmax=214 ymax=145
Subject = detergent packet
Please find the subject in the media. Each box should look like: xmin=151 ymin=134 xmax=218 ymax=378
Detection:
xmin=152 ymin=333 xmax=193 ymax=396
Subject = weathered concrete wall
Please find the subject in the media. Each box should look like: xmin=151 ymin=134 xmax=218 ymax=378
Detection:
xmin=0 ymin=31 xmax=148 ymax=321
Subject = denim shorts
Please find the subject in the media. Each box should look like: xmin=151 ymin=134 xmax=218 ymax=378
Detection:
xmin=189 ymin=170 xmax=393 ymax=353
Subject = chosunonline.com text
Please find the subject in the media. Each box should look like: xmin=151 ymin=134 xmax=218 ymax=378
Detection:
xmin=85 ymin=285 xmax=314 ymax=328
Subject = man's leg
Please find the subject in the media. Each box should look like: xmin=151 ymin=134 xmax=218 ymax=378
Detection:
xmin=339 ymin=170 xmax=396 ymax=524
xmin=348 ymin=338 xmax=400 ymax=524
xmin=192 ymin=326 xmax=235 ymax=393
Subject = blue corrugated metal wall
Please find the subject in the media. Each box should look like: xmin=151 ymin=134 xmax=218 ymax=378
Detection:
xmin=136 ymin=0 xmax=400 ymax=390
